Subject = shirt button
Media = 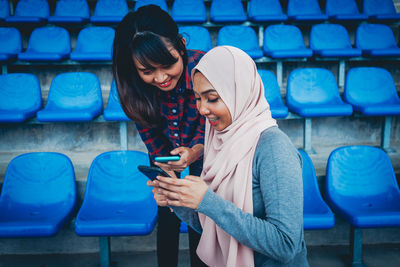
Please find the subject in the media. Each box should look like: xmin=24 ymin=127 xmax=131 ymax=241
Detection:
xmin=173 ymin=121 xmax=178 ymax=126
xmin=174 ymin=133 xmax=178 ymax=137
xmin=172 ymin=109 xmax=177 ymax=113
xmin=176 ymin=143 xmax=180 ymax=147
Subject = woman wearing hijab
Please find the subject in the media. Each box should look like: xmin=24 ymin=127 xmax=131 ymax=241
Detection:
xmin=149 ymin=46 xmax=309 ymax=267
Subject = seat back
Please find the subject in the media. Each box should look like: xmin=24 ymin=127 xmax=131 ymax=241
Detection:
xmin=326 ymin=0 xmax=361 ymax=16
xmin=217 ymin=26 xmax=261 ymax=57
xmin=1 ymin=152 xmax=75 ymax=206
xmin=264 ymin=25 xmax=306 ymax=51
xmin=258 ymin=70 xmax=283 ymax=106
xmin=345 ymin=67 xmax=399 ymax=106
xmin=248 ymin=0 xmax=284 ymax=18
xmin=104 ymin=80 xmax=130 ymax=121
xmin=326 ymin=146 xmax=398 ymax=202
xmin=172 ymin=0 xmax=206 ymax=22
xmin=179 ymin=26 xmax=212 ymax=52
xmin=287 ymin=68 xmax=342 ymax=105
xmin=356 ymin=24 xmax=398 ymax=50
xmin=53 ymin=0 xmax=89 ymax=18
xmin=310 ymin=24 xmax=352 ymax=50
xmin=45 ymin=72 xmax=102 ymax=111
xmin=134 ymin=0 xmax=168 ymax=12
xmin=287 ymin=0 xmax=323 ymax=16
xmin=25 ymin=26 xmax=71 ymax=54
xmin=363 ymin=0 xmax=398 ymax=16
xmin=0 ymin=27 xmax=22 ymax=56
xmin=93 ymin=0 xmax=128 ymax=17
xmin=0 ymin=0 xmax=9 ymax=19
xmin=74 ymin=26 xmax=115 ymax=54
xmin=0 ymin=73 xmax=41 ymax=119
xmin=210 ymin=0 xmax=246 ymax=22
xmin=14 ymin=0 xmax=49 ymax=18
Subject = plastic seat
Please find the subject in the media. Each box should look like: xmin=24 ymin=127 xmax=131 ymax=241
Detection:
xmin=263 ymin=25 xmax=313 ymax=59
xmin=344 ymin=67 xmax=400 ymax=116
xmin=325 ymin=0 xmax=367 ymax=21
xmin=70 ymin=26 xmax=114 ymax=61
xmin=104 ymin=80 xmax=130 ymax=121
xmin=37 ymin=72 xmax=103 ymax=122
xmin=248 ymin=0 xmax=287 ymax=22
xmin=0 ymin=152 xmax=76 ymax=237
xmin=179 ymin=26 xmax=212 ymax=52
xmin=48 ymin=0 xmax=90 ymax=24
xmin=299 ymin=149 xmax=334 ymax=230
xmin=172 ymin=0 xmax=206 ymax=23
xmin=134 ymin=0 xmax=168 ymax=12
xmin=286 ymin=68 xmax=353 ymax=117
xmin=217 ymin=26 xmax=262 ymax=59
xmin=325 ymin=146 xmax=400 ymax=265
xmin=310 ymin=24 xmax=362 ymax=58
xmin=0 ymin=0 xmax=10 ymax=22
xmin=356 ymin=24 xmax=400 ymax=57
xmin=90 ymin=0 xmax=128 ymax=24
xmin=258 ymin=70 xmax=288 ymax=118
xmin=18 ymin=26 xmax=70 ymax=61
xmin=0 ymin=27 xmax=22 ymax=61
xmin=6 ymin=0 xmax=49 ymax=24
xmin=363 ymin=0 xmax=400 ymax=21
xmin=210 ymin=0 xmax=246 ymax=23
xmin=287 ymin=0 xmax=328 ymax=22
xmin=0 ymin=73 xmax=41 ymax=122
xmin=75 ymin=150 xmax=157 ymax=266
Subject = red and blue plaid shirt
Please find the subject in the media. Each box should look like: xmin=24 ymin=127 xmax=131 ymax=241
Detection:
xmin=135 ymin=50 xmax=205 ymax=161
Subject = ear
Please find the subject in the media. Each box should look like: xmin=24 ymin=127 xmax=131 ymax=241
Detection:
xmin=182 ymin=37 xmax=187 ymax=48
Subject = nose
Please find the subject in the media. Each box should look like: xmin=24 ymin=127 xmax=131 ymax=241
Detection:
xmin=197 ymin=100 xmax=210 ymax=116
xmin=154 ymin=70 xmax=166 ymax=83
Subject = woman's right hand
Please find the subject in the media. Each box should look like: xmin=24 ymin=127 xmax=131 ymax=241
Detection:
xmin=147 ymin=180 xmax=168 ymax=206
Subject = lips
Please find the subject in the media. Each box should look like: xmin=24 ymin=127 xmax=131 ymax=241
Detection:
xmin=158 ymin=79 xmax=173 ymax=88
xmin=208 ymin=117 xmax=218 ymax=126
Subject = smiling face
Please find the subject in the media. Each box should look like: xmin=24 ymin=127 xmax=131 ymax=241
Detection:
xmin=193 ymin=71 xmax=232 ymax=131
xmin=133 ymin=45 xmax=184 ymax=92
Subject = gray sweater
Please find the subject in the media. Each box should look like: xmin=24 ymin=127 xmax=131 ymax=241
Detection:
xmin=173 ymin=126 xmax=309 ymax=267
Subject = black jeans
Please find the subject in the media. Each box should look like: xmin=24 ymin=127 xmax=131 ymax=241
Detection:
xmin=155 ymin=158 xmax=207 ymax=267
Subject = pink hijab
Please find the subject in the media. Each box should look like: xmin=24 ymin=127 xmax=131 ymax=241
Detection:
xmin=193 ymin=46 xmax=277 ymax=267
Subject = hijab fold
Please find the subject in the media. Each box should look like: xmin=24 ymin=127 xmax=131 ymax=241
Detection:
xmin=192 ymin=46 xmax=277 ymax=267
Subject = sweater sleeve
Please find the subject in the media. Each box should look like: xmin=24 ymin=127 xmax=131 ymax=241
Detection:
xmin=170 ymin=206 xmax=203 ymax=234
xmin=196 ymin=128 xmax=304 ymax=263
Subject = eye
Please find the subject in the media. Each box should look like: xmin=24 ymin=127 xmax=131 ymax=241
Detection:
xmin=142 ymin=70 xmax=152 ymax=75
xmin=194 ymin=97 xmax=201 ymax=102
xmin=208 ymin=97 xmax=218 ymax=103
xmin=163 ymin=64 xmax=173 ymax=70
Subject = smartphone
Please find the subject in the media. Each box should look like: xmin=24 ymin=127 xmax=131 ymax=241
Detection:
xmin=138 ymin=165 xmax=171 ymax=181
xmin=154 ymin=156 xmax=181 ymax=163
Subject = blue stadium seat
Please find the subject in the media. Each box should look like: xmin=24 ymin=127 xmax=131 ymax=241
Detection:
xmin=248 ymin=0 xmax=287 ymax=22
xmin=75 ymin=150 xmax=157 ymax=266
xmin=345 ymin=67 xmax=400 ymax=116
xmin=134 ymin=0 xmax=168 ymax=12
xmin=310 ymin=24 xmax=362 ymax=58
xmin=37 ymin=72 xmax=103 ymax=122
xmin=0 ymin=152 xmax=76 ymax=237
xmin=172 ymin=0 xmax=206 ymax=23
xmin=325 ymin=146 xmax=400 ymax=266
xmin=299 ymin=149 xmax=334 ymax=230
xmin=48 ymin=0 xmax=90 ymax=24
xmin=18 ymin=26 xmax=71 ymax=61
xmin=258 ymin=70 xmax=288 ymax=118
xmin=0 ymin=0 xmax=10 ymax=22
xmin=325 ymin=0 xmax=368 ymax=21
xmin=286 ymin=68 xmax=353 ymax=117
xmin=6 ymin=0 xmax=49 ymax=24
xmin=0 ymin=27 xmax=22 ymax=61
xmin=70 ymin=26 xmax=114 ymax=61
xmin=210 ymin=0 xmax=246 ymax=23
xmin=263 ymin=25 xmax=313 ymax=59
xmin=363 ymin=0 xmax=400 ymax=21
xmin=179 ymin=26 xmax=212 ymax=52
xmin=90 ymin=0 xmax=128 ymax=24
xmin=217 ymin=26 xmax=262 ymax=59
xmin=104 ymin=80 xmax=130 ymax=121
xmin=356 ymin=24 xmax=400 ymax=57
xmin=287 ymin=0 xmax=328 ymax=22
xmin=0 ymin=73 xmax=41 ymax=122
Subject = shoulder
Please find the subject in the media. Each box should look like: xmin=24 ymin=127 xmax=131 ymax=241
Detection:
xmin=187 ymin=49 xmax=205 ymax=66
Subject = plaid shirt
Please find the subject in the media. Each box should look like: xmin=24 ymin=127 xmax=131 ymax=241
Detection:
xmin=135 ymin=50 xmax=205 ymax=161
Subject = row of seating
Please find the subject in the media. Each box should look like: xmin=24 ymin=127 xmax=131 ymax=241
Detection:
xmin=1 ymin=67 xmax=398 ymax=123
xmin=0 ymin=146 xmax=399 ymax=266
xmin=2 ymin=22 xmax=400 ymax=63
xmin=1 ymin=0 xmax=399 ymax=24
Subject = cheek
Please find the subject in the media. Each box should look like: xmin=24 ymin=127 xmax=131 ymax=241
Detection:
xmin=139 ymin=73 xmax=153 ymax=84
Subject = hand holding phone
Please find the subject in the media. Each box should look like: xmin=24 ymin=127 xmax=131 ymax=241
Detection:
xmin=138 ymin=165 xmax=171 ymax=181
xmin=154 ymin=156 xmax=181 ymax=163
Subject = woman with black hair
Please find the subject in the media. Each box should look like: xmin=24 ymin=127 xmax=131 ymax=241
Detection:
xmin=112 ymin=5 xmax=206 ymax=267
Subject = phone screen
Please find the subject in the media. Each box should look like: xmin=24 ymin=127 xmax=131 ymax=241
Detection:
xmin=138 ymin=165 xmax=171 ymax=181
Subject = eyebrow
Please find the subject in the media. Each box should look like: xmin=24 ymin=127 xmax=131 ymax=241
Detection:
xmin=199 ymin=89 xmax=217 ymax=95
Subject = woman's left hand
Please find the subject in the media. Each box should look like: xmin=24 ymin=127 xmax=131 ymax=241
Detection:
xmin=154 ymin=175 xmax=208 ymax=210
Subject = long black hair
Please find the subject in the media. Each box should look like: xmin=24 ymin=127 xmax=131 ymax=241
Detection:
xmin=112 ymin=5 xmax=188 ymax=128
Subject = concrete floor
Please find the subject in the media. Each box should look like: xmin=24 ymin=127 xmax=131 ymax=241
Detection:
xmin=0 ymin=244 xmax=399 ymax=267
